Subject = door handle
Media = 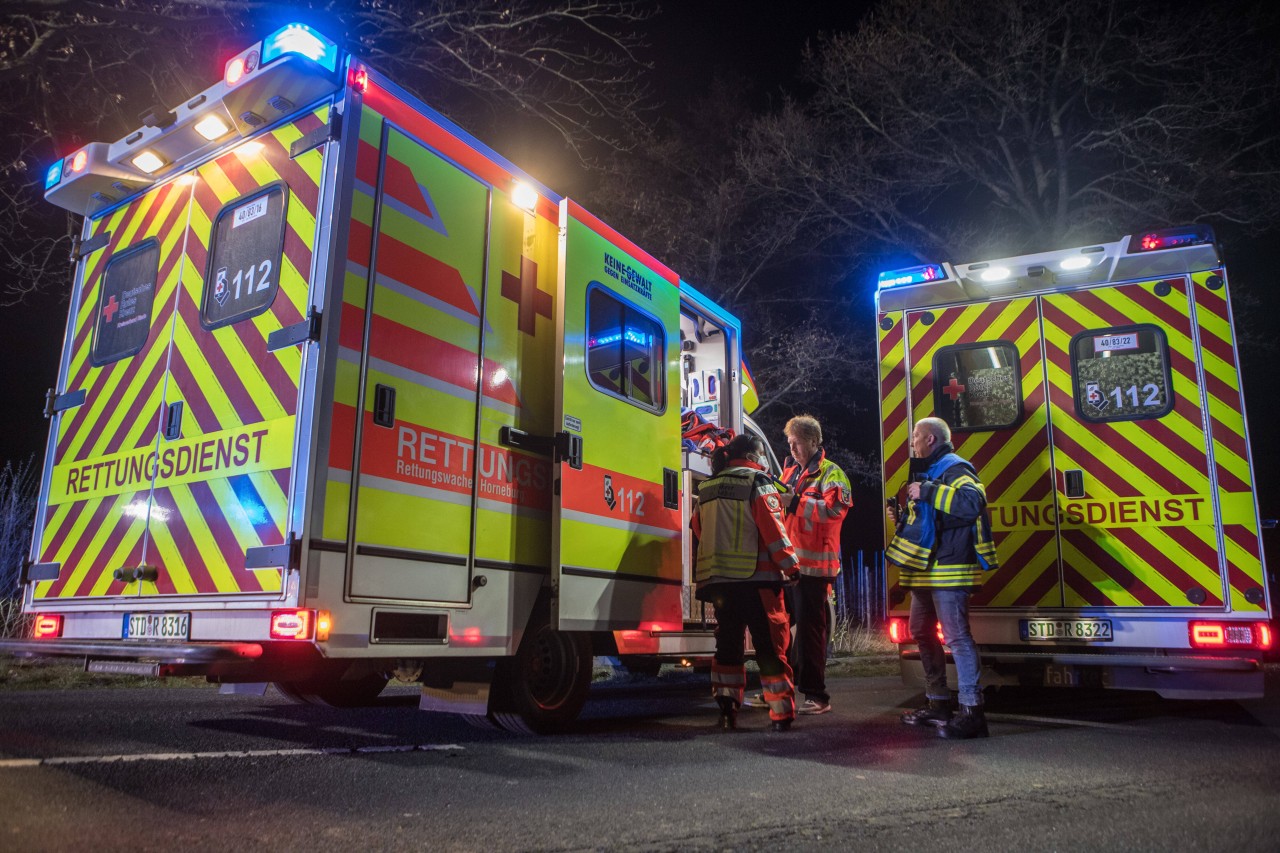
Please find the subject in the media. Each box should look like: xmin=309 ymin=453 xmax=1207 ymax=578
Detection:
xmin=164 ymin=401 xmax=183 ymax=440
xmin=373 ymin=384 xmax=396 ymax=428
xmin=1064 ymin=469 xmax=1085 ymax=499
xmin=663 ymin=467 xmax=680 ymax=509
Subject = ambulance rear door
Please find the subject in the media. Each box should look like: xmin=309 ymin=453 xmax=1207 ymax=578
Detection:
xmin=895 ymin=297 xmax=1062 ymax=608
xmin=142 ymin=106 xmax=332 ymax=599
xmin=34 ymin=180 xmax=194 ymax=602
xmin=552 ymin=200 xmax=683 ymax=632
xmin=1041 ymin=277 xmax=1224 ymax=609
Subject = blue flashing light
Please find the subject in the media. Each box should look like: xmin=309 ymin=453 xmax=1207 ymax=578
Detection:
xmin=45 ymin=161 xmax=64 ymax=191
xmin=261 ymin=23 xmax=338 ymax=72
xmin=878 ymin=264 xmax=945 ymax=289
xmin=589 ymin=327 xmax=652 ymax=349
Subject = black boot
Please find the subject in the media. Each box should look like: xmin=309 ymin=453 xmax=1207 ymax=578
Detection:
xmin=716 ymin=697 xmax=738 ymax=730
xmin=770 ymin=717 xmax=793 ymax=733
xmin=901 ymin=698 xmax=953 ymax=727
xmin=938 ymin=704 xmax=988 ymax=739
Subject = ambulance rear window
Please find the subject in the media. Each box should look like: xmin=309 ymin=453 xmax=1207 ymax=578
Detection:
xmin=932 ymin=341 xmax=1022 ymax=432
xmin=586 ymin=285 xmax=666 ymax=414
xmin=1071 ymin=325 xmax=1173 ymax=422
xmin=91 ymin=239 xmax=160 ymax=366
xmin=201 ymin=184 xmax=288 ymax=330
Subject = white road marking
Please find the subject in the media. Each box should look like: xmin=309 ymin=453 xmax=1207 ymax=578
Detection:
xmin=0 ymin=743 xmax=463 ymax=769
xmin=985 ymin=712 xmax=1138 ymax=731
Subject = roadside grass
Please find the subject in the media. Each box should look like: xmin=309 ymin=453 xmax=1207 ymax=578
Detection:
xmin=0 ymin=657 xmax=213 ymax=692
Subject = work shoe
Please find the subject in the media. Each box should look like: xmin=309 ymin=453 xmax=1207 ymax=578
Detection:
xmin=716 ymin=696 xmax=738 ymax=731
xmin=797 ymin=699 xmax=831 ymax=715
xmin=901 ymin=698 xmax=954 ymax=727
xmin=938 ymin=704 xmax=989 ymax=739
xmin=747 ymin=691 xmax=767 ymax=708
xmin=770 ymin=717 xmax=794 ymax=733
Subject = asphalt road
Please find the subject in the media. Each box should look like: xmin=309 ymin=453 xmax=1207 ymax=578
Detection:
xmin=1 ymin=668 xmax=1278 ymax=851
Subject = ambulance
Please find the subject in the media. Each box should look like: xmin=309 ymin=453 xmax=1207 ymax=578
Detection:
xmin=877 ymin=226 xmax=1273 ymax=699
xmin=0 ymin=24 xmax=764 ymax=732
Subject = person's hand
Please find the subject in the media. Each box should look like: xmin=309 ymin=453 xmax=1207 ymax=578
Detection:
xmin=885 ymin=505 xmax=898 ymax=524
xmin=906 ymin=481 xmax=923 ymax=502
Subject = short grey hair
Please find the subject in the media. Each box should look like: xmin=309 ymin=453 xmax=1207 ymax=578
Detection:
xmin=784 ymin=414 xmax=822 ymax=445
xmin=915 ymin=416 xmax=951 ymax=444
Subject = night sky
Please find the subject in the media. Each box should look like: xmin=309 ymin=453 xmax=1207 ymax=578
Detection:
xmin=3 ymin=1 xmax=1279 ymax=531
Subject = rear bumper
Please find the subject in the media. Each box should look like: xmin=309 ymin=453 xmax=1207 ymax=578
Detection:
xmin=899 ymin=648 xmax=1265 ymax=700
xmin=0 ymin=637 xmax=263 ymax=663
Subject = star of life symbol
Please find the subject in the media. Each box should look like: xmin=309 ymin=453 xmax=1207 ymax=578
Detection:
xmin=603 ymin=474 xmax=617 ymax=511
xmin=214 ymin=267 xmax=230 ymax=306
xmin=1085 ymin=382 xmax=1108 ymax=411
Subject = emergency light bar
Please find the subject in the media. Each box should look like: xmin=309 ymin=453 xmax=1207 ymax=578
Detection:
xmin=877 ymin=263 xmax=947 ymax=289
xmin=1130 ymin=224 xmax=1214 ymax=253
xmin=45 ymin=23 xmax=346 ymax=216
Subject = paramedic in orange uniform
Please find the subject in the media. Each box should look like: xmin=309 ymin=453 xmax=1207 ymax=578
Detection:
xmin=692 ymin=433 xmax=800 ymax=731
xmin=781 ymin=415 xmax=852 ymax=715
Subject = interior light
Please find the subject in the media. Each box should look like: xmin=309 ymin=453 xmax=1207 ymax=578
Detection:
xmin=1059 ymin=255 xmax=1092 ymax=271
xmin=194 ymin=114 xmax=231 ymax=141
xmin=979 ymin=266 xmax=1012 ymax=282
xmin=225 ymin=56 xmax=247 ymax=86
xmin=131 ymin=150 xmax=166 ymax=174
xmin=71 ymin=150 xmax=88 ymax=173
xmin=512 ymin=181 xmax=539 ymax=214
xmin=33 ymin=614 xmax=63 ymax=639
xmin=269 ymin=609 xmax=313 ymax=640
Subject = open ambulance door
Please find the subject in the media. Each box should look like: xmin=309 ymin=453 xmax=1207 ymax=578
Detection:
xmin=551 ymin=200 xmax=684 ymax=632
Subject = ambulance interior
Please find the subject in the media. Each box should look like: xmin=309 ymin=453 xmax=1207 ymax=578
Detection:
xmin=678 ymin=305 xmax=778 ymax=624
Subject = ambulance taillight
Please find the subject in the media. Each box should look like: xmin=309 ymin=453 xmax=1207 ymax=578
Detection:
xmin=887 ymin=617 xmax=908 ymax=643
xmin=33 ymin=614 xmax=63 ymax=639
xmin=1188 ymin=621 xmax=1273 ymax=650
xmin=269 ymin=609 xmax=314 ymax=640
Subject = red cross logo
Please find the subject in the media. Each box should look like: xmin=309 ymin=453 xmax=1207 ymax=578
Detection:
xmin=501 ymin=256 xmax=551 ymax=336
xmin=103 ymin=295 xmax=120 ymax=323
xmin=942 ymin=376 xmax=966 ymax=400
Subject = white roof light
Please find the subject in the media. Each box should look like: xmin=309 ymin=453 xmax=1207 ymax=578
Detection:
xmin=194 ymin=114 xmax=231 ymax=141
xmin=131 ymin=151 xmax=166 ymax=174
xmin=1059 ymin=255 xmax=1093 ymax=271
xmin=979 ymin=266 xmax=1011 ymax=282
xmin=512 ymin=181 xmax=538 ymax=214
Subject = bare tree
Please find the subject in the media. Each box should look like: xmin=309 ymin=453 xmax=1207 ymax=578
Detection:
xmin=0 ymin=0 xmax=654 ymax=304
xmin=743 ymin=0 xmax=1280 ymax=264
xmin=0 ymin=457 xmax=37 ymax=599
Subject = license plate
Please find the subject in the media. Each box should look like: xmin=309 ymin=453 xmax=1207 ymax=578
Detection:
xmin=122 ymin=612 xmax=190 ymax=640
xmin=1019 ymin=618 xmax=1113 ymax=642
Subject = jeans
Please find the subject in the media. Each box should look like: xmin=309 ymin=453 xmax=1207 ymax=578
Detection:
xmin=909 ymin=588 xmax=982 ymax=707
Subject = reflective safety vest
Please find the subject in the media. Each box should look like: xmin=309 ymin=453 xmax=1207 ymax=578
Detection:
xmin=887 ymin=451 xmax=999 ymax=589
xmin=692 ymin=461 xmax=798 ymax=585
xmin=781 ymin=449 xmax=852 ymax=578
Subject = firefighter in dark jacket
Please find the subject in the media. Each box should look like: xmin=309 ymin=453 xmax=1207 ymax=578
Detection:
xmin=692 ymin=433 xmax=801 ymax=732
xmin=886 ymin=417 xmax=999 ymax=739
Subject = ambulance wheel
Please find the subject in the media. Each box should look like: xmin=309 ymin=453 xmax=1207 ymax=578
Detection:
xmin=273 ymin=671 xmax=389 ymax=708
xmin=490 ymin=617 xmax=591 ymax=734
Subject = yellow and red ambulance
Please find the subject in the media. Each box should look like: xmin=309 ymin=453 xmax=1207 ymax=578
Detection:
xmin=2 ymin=25 xmax=761 ymax=732
xmin=878 ymin=226 xmax=1273 ymax=699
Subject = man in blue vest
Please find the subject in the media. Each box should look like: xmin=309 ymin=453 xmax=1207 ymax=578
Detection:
xmin=886 ymin=416 xmax=998 ymax=739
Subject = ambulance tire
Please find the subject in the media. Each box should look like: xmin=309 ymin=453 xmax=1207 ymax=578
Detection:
xmin=489 ymin=615 xmax=592 ymax=734
xmin=273 ymin=671 xmax=390 ymax=708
